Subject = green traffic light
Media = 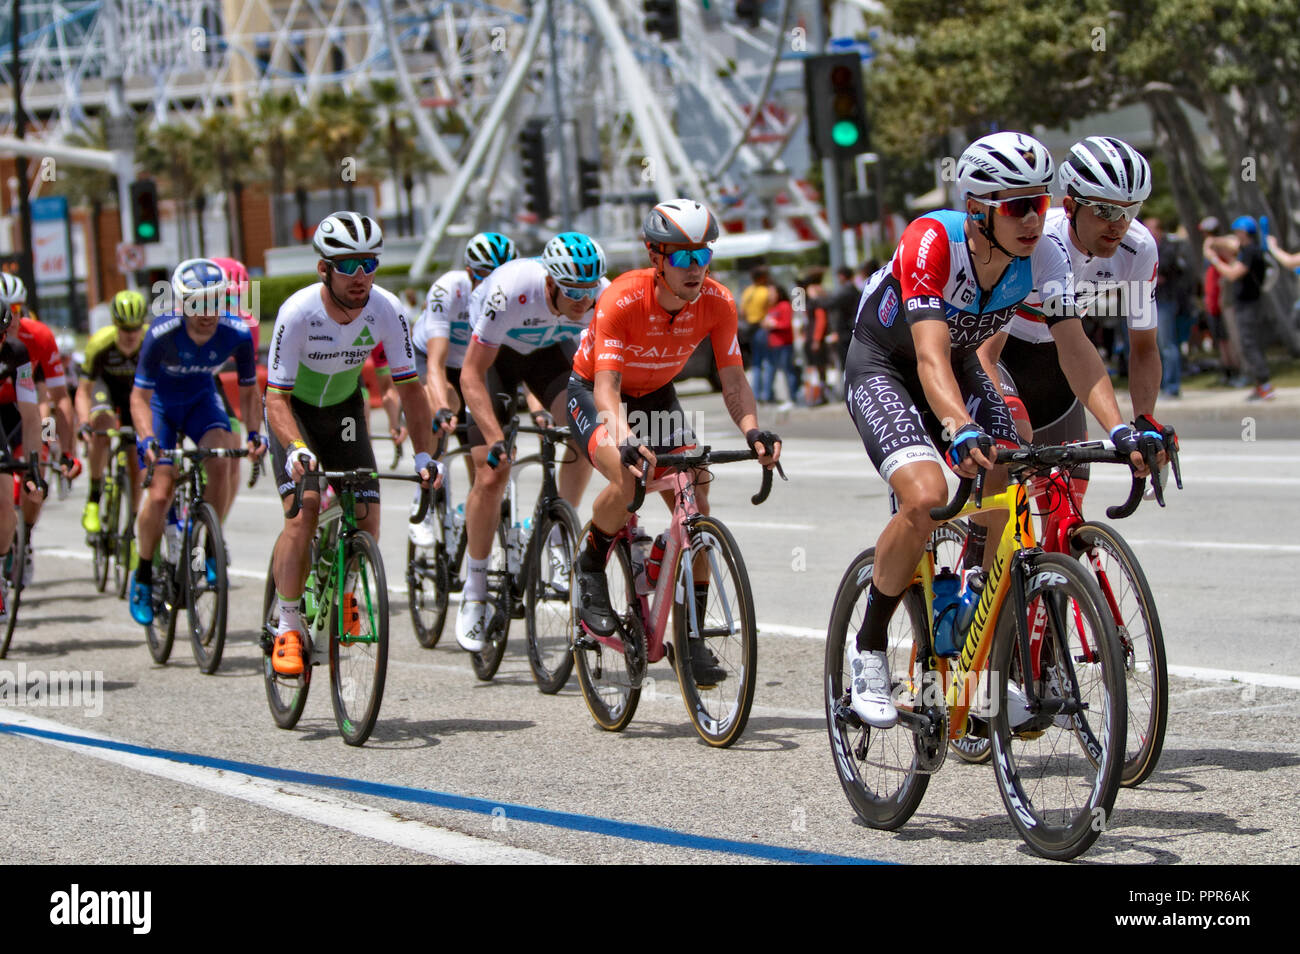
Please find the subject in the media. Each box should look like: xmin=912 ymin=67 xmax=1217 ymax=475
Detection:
xmin=832 ymin=120 xmax=861 ymax=148
xmin=137 ymin=223 xmax=157 ymax=240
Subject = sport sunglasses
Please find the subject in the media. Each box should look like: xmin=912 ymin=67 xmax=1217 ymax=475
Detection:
xmin=980 ymin=194 xmax=1052 ymax=219
xmin=557 ymin=282 xmax=601 ymax=301
xmin=665 ymin=247 xmax=713 ymax=268
xmin=331 ymin=256 xmax=380 ymax=275
xmin=1073 ymin=196 xmax=1143 ymax=223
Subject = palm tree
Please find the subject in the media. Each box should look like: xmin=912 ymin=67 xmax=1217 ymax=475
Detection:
xmin=308 ymin=89 xmax=374 ymax=212
xmin=53 ymin=119 xmax=119 ymax=304
xmin=369 ymin=80 xmax=411 ymax=235
xmin=195 ymin=111 xmax=258 ymax=261
xmin=137 ymin=122 xmax=207 ymax=258
xmin=248 ymin=91 xmax=303 ymax=245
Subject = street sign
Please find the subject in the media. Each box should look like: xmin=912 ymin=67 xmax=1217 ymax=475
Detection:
xmin=117 ymin=242 xmax=145 ymax=273
xmin=32 ymin=197 xmax=71 ymax=283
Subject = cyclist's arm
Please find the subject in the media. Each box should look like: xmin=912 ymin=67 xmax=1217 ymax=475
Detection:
xmin=48 ymin=383 xmax=75 ymax=454
xmin=372 ymin=367 xmax=405 ymax=442
xmin=424 ymin=336 xmax=457 ymax=419
xmin=717 ymin=364 xmax=759 ymax=436
xmin=264 ymin=389 xmax=305 ymax=450
xmin=523 ymin=387 xmax=546 ymax=418
xmin=592 ymin=369 xmax=630 ymax=447
xmin=460 ymin=337 xmax=503 ymax=448
xmin=129 ymin=385 xmax=155 ymax=443
xmin=74 ymin=377 xmax=94 ymax=429
xmin=912 ymin=320 xmax=974 ymax=435
xmin=1048 ymin=318 xmax=1128 ymax=435
xmin=1127 ymin=328 xmax=1161 ymax=420
xmin=394 ymin=377 xmax=433 ymax=459
xmin=237 ymin=384 xmax=262 ymax=443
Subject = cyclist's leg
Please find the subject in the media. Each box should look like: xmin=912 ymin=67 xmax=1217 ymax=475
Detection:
xmin=266 ymin=410 xmax=322 ymax=674
xmin=82 ymin=383 xmax=117 ymax=530
xmin=948 ymin=352 xmax=1018 ymax=564
xmin=531 ymin=342 xmax=591 ymax=509
xmin=130 ymin=404 xmax=177 ymax=623
xmin=215 ymin=374 xmax=243 ymax=514
xmin=182 ymin=388 xmax=236 ymax=521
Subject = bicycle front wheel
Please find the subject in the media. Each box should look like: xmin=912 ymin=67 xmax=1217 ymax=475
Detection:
xmin=525 ymin=500 xmax=580 ymax=694
xmin=671 ymin=516 xmax=758 ymax=747
xmin=186 ymin=503 xmax=229 ymax=674
xmin=92 ymin=473 xmax=117 ymax=593
xmin=408 ymin=491 xmax=450 ymax=648
xmin=0 ymin=520 xmax=25 ymax=658
xmin=113 ymin=469 xmax=131 ymax=599
xmin=470 ymin=518 xmax=512 ymax=681
xmin=573 ymin=538 xmax=642 ymax=732
xmin=145 ymin=556 xmax=178 ymax=665
xmin=330 ymin=531 xmax=389 ymax=746
xmin=261 ymin=551 xmax=311 ymax=729
xmin=824 ymin=547 xmax=931 ymax=830
xmin=988 ymin=552 xmax=1127 ymax=860
xmin=1071 ymin=522 xmax=1167 ymax=788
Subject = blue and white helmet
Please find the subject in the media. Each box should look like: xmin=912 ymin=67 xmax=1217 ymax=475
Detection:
xmin=541 ymin=232 xmax=606 ymax=284
xmin=464 ymin=232 xmax=518 ymax=273
xmin=171 ymin=257 xmax=228 ymax=309
xmin=957 ymin=131 xmax=1055 ymax=199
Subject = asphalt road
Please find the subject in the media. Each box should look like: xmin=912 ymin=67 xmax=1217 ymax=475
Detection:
xmin=2 ymin=404 xmax=1298 ymax=866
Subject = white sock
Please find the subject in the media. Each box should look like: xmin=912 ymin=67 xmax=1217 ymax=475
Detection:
xmin=547 ymin=524 xmax=562 ymax=548
xmin=277 ymin=595 xmax=302 ymax=635
xmin=464 ymin=557 xmax=489 ymax=602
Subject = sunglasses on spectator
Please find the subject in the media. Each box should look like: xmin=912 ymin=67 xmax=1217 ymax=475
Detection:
xmin=980 ymin=194 xmax=1052 ymax=219
xmin=331 ymin=256 xmax=380 ymax=276
xmin=664 ymin=247 xmax=713 ymax=268
xmin=1073 ymin=197 xmax=1143 ymax=223
xmin=557 ymin=282 xmax=601 ymax=301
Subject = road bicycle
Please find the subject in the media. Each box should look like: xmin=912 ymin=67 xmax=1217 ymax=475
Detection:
xmin=945 ymin=432 xmax=1181 ymax=788
xmin=0 ymin=453 xmax=42 ymax=658
xmin=140 ymin=447 xmax=250 ymax=672
xmin=573 ymin=447 xmax=779 ymax=747
xmin=262 ymin=467 xmax=429 ymax=746
xmin=85 ymin=426 xmax=138 ymax=599
xmin=440 ymin=416 xmax=583 ymax=690
xmin=825 ymin=442 xmax=1144 ymax=860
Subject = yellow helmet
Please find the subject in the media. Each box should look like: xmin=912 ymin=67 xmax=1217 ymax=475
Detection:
xmin=110 ymin=290 xmax=148 ymax=330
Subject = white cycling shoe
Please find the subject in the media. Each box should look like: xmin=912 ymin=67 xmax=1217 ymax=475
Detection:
xmin=456 ymin=599 xmax=493 ymax=653
xmin=408 ymin=512 xmax=437 ymax=549
xmin=850 ymin=649 xmax=898 ymax=728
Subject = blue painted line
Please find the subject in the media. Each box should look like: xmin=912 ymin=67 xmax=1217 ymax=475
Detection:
xmin=1 ymin=721 xmax=888 ymax=865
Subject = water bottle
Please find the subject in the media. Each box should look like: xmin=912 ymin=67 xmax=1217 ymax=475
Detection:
xmin=645 ymin=533 xmax=668 ymax=586
xmin=164 ymin=512 xmax=182 ymax=566
xmin=303 ymin=570 xmax=318 ymax=620
xmin=931 ymin=569 xmax=962 ymax=657
xmin=506 ymin=520 xmax=526 ymax=576
xmin=449 ymin=503 xmax=466 ymax=550
xmin=955 ymin=568 xmax=988 ymax=640
xmin=630 ymin=531 xmax=654 ymax=595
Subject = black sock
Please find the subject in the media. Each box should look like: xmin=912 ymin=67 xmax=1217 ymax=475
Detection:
xmin=855 ymin=582 xmax=903 ymax=653
xmin=579 ymin=525 xmax=615 ymax=571
xmin=89 ymin=479 xmax=102 ymax=504
xmin=692 ymin=582 xmax=709 ymax=635
xmin=136 ymin=560 xmax=152 ymax=585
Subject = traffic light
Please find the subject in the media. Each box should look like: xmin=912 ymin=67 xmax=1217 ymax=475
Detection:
xmin=736 ymin=0 xmax=760 ymax=28
xmin=129 ymin=178 xmax=162 ymax=244
xmin=803 ymin=53 xmax=870 ymax=160
xmin=519 ymin=119 xmax=552 ymax=221
xmin=644 ymin=0 xmax=680 ymax=41
xmin=577 ymin=158 xmax=601 ymax=210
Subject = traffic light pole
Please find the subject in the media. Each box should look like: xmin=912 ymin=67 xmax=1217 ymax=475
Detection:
xmin=810 ymin=5 xmax=845 ymax=275
xmin=543 ymin=0 xmax=573 ymax=229
xmin=11 ymin=0 xmax=40 ymax=317
xmin=102 ymin=0 xmax=139 ymax=292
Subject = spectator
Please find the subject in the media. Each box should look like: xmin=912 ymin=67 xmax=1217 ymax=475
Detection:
xmin=826 ymin=265 xmax=860 ymax=371
xmin=1197 ymin=217 xmax=1246 ymax=386
xmin=1205 ymin=216 xmax=1274 ymax=400
xmin=1144 ymin=216 xmax=1191 ymax=398
xmin=799 ymin=269 xmax=830 ymax=405
xmin=739 ymin=266 xmax=773 ymax=390
xmin=760 ymin=284 xmax=799 ymax=406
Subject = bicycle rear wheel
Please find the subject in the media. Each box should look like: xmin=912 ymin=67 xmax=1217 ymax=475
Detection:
xmin=330 ymin=531 xmax=389 ymax=746
xmin=470 ymin=518 xmax=512 ymax=681
xmin=408 ymin=490 xmax=450 ymax=648
xmin=145 ymin=556 xmax=178 ymax=665
xmin=824 ymin=547 xmax=932 ymax=830
xmin=186 ymin=503 xmax=229 ymax=674
xmin=988 ymin=553 xmax=1126 ymax=860
xmin=525 ymin=500 xmax=580 ymax=694
xmin=573 ymin=538 xmax=642 ymax=732
xmin=671 ymin=516 xmax=758 ymax=747
xmin=93 ymin=471 xmax=118 ymax=593
xmin=261 ymin=553 xmax=312 ymax=729
xmin=1071 ymin=522 xmax=1167 ymax=788
xmin=0 ymin=520 xmax=24 ymax=658
xmin=113 ymin=469 xmax=132 ymax=599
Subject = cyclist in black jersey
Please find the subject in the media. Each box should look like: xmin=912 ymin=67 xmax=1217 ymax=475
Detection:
xmin=842 ymin=132 xmax=1151 ymax=728
xmin=0 ymin=311 xmax=45 ymax=619
xmin=77 ymin=290 xmax=147 ymax=534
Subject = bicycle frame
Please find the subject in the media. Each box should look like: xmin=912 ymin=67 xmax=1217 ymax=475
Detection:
xmin=305 ymin=484 xmax=381 ymax=655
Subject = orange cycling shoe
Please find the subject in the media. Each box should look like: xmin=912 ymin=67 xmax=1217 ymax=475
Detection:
xmin=272 ymin=630 xmax=305 ymax=675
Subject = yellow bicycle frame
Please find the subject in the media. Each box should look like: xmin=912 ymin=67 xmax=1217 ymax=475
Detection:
xmin=915 ymin=480 xmax=1038 ymax=739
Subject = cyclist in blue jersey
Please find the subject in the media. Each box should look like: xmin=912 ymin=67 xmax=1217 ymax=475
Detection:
xmin=127 ymin=258 xmax=267 ymax=626
xmin=842 ymin=132 xmax=1150 ymax=728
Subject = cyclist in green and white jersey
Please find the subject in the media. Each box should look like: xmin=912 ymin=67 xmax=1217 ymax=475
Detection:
xmin=264 ymin=211 xmax=440 ymax=676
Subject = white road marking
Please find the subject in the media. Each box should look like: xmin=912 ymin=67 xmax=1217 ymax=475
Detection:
xmin=0 ymin=711 xmax=565 ymax=865
xmin=1166 ymin=665 xmax=1300 ymax=691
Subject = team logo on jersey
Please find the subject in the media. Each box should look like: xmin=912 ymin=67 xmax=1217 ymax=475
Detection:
xmin=878 ymin=287 xmax=900 ymax=327
xmin=353 ymin=327 xmax=376 ymax=348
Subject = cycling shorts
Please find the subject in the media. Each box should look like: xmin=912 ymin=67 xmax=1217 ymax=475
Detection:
xmin=996 ymin=342 xmax=1089 ymax=479
xmin=844 ymin=336 xmax=1018 ymax=483
xmin=466 ymin=341 xmax=575 ymax=448
xmin=566 ymin=374 xmax=697 ymax=464
xmin=267 ymin=387 xmax=379 ymax=504
xmin=151 ymin=389 xmax=231 ymax=461
xmin=89 ymin=378 xmax=132 ymax=421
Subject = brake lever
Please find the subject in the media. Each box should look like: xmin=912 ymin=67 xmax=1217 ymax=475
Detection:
xmin=1143 ymin=440 xmax=1165 ymax=508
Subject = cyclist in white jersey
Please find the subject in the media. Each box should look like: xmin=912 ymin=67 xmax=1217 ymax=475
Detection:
xmin=980 ymin=136 xmax=1171 ymax=508
xmin=409 ymin=232 xmax=518 ymax=546
xmin=263 ymin=211 xmax=440 ymax=677
xmin=454 ymin=232 xmax=609 ymax=652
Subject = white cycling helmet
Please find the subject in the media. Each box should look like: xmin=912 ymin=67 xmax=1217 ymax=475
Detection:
xmin=0 ymin=273 xmax=27 ymax=308
xmin=464 ymin=232 xmax=518 ymax=272
xmin=171 ymin=258 xmax=228 ymax=308
xmin=956 ymin=131 xmax=1055 ymax=199
xmin=1057 ymin=136 xmax=1152 ymax=204
xmin=313 ymin=210 xmax=384 ymax=259
xmin=541 ymin=232 xmax=606 ymax=284
xmin=643 ymin=199 xmax=719 ymax=246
